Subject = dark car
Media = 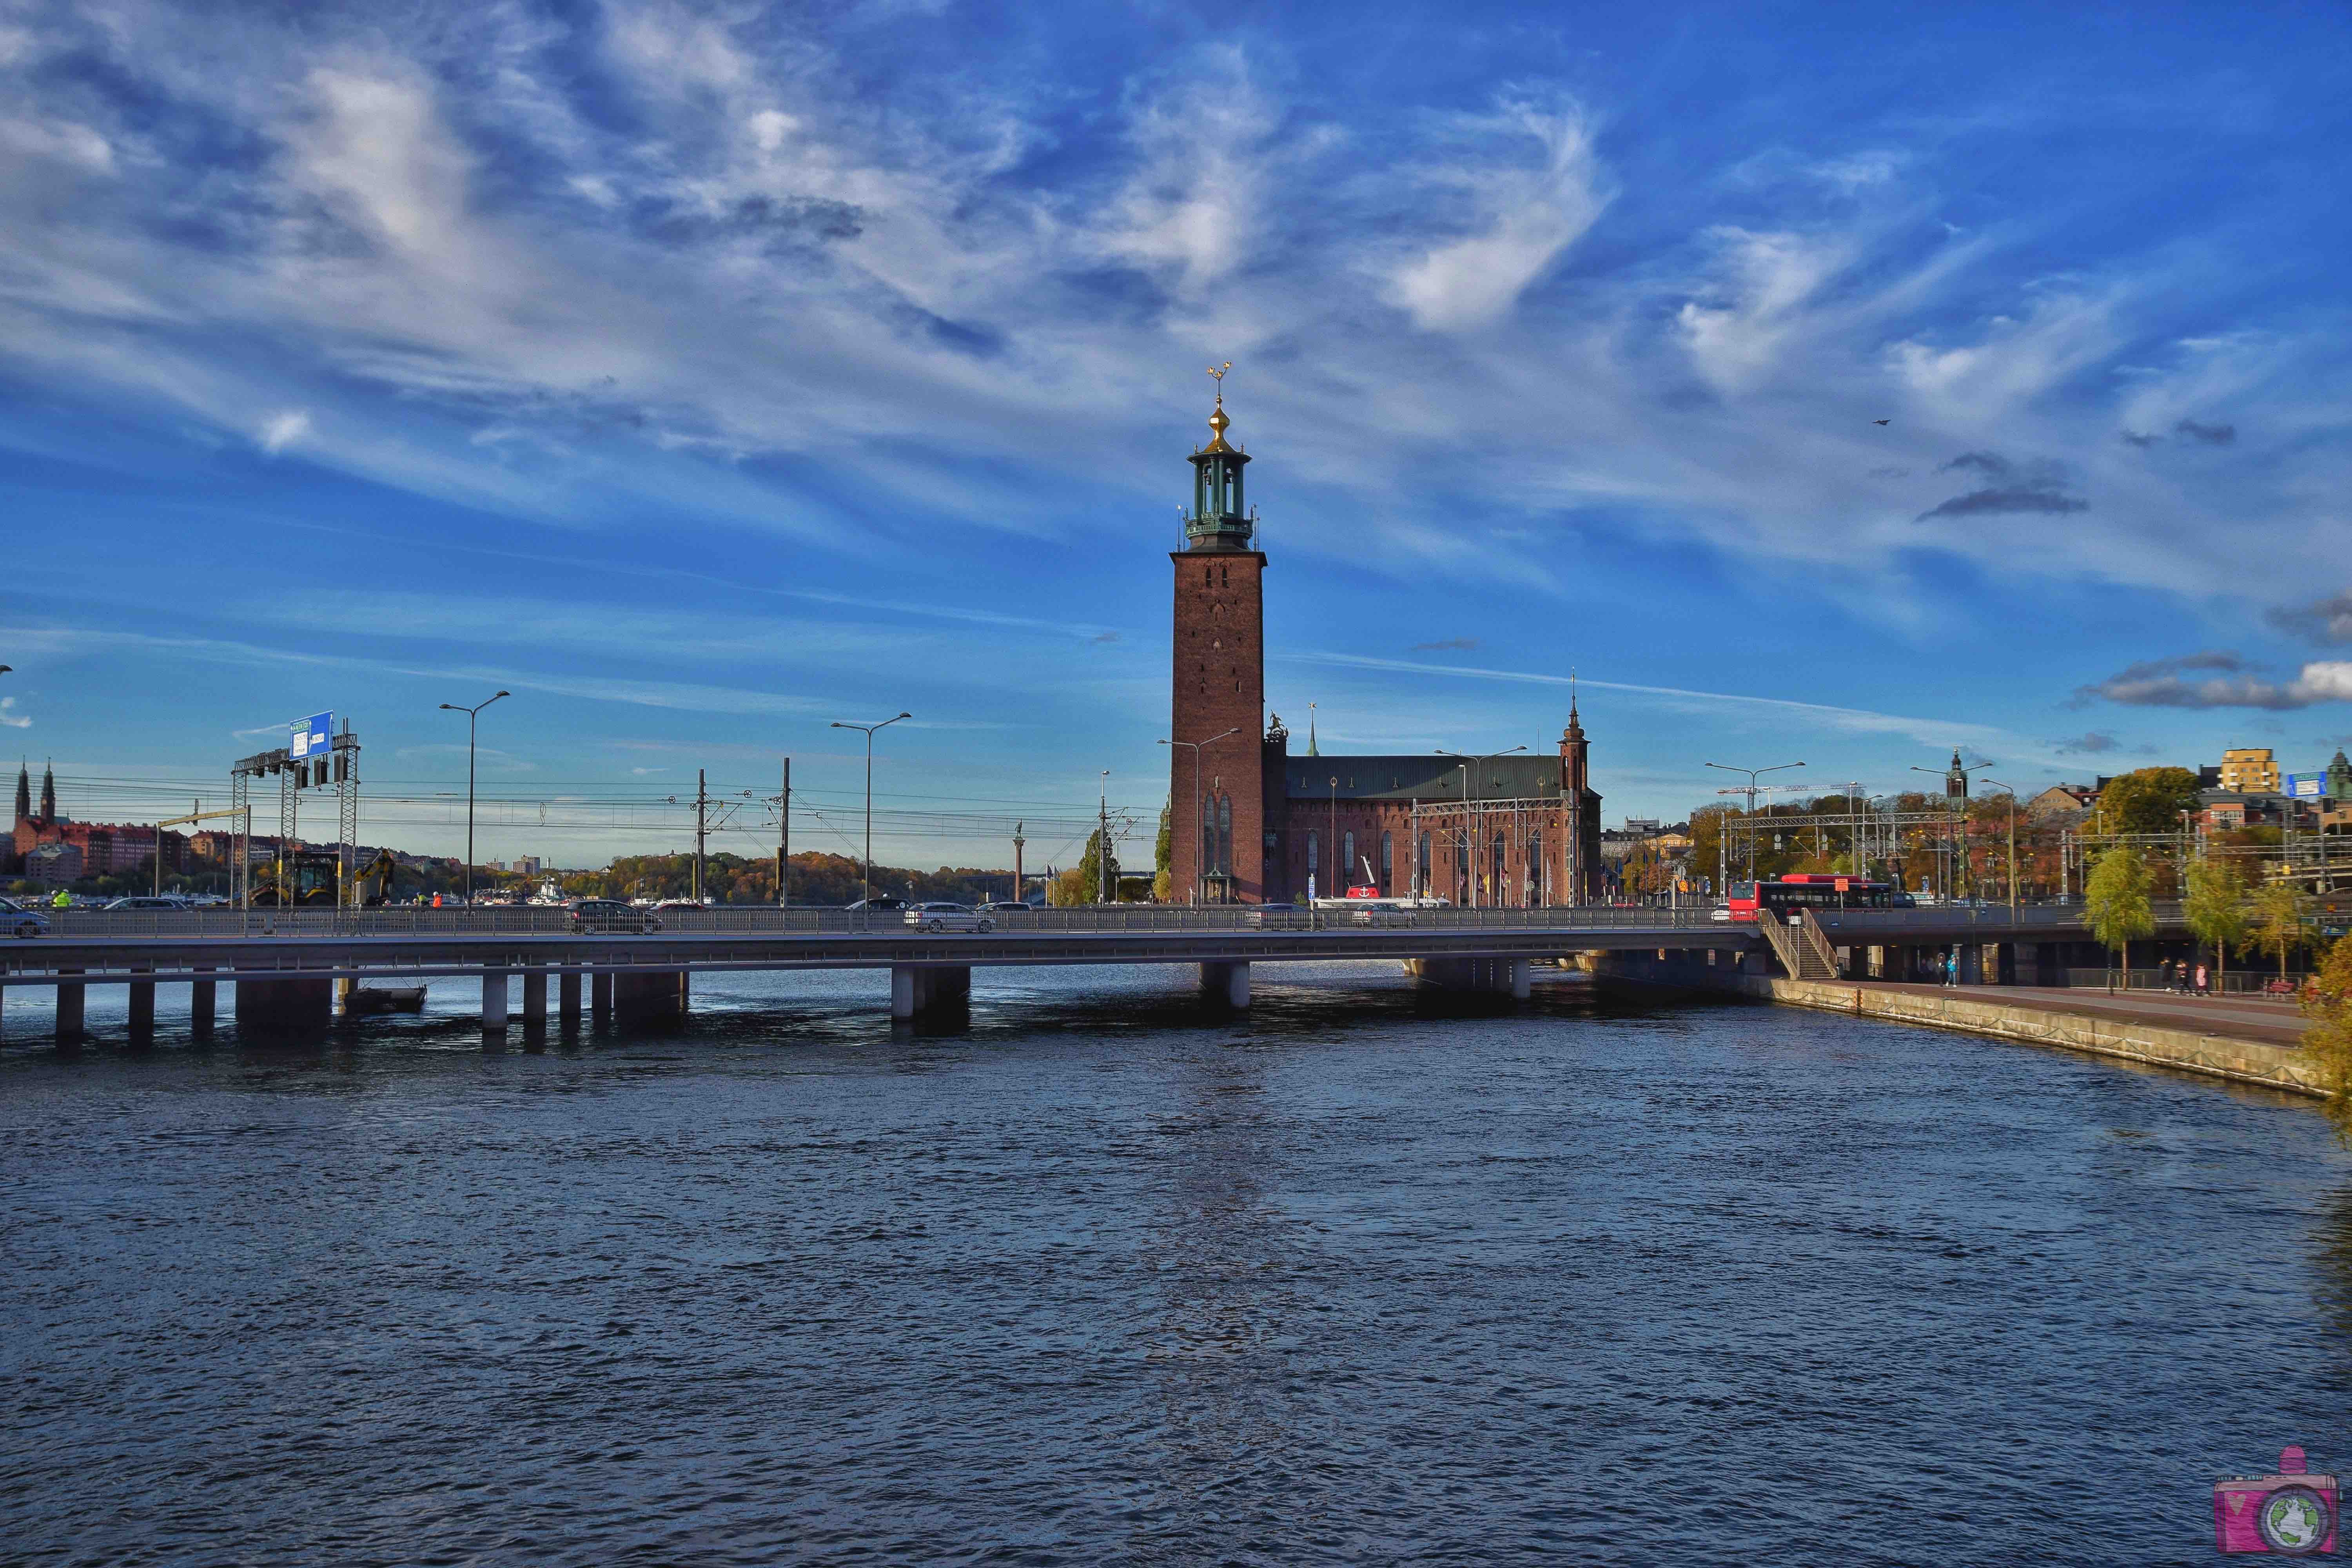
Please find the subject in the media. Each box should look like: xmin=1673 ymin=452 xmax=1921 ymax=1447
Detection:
xmin=978 ymin=901 xmax=1035 ymax=914
xmin=844 ymin=896 xmax=909 ymax=912
xmin=566 ymin=898 xmax=659 ymax=934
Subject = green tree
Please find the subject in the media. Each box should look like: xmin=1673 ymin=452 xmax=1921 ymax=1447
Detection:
xmin=1153 ymin=800 xmax=1173 ymax=903
xmin=2252 ymin=877 xmax=2308 ymax=986
xmin=1074 ymin=827 xmax=1120 ymax=904
xmin=2093 ymin=767 xmax=2202 ymax=836
xmin=2084 ymin=846 xmax=2154 ymax=978
xmin=2183 ymin=856 xmax=2249 ymax=986
xmin=2301 ymin=932 xmax=2352 ymax=1145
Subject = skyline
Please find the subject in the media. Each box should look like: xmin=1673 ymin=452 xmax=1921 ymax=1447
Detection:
xmin=5 ymin=2 xmax=2350 ymax=868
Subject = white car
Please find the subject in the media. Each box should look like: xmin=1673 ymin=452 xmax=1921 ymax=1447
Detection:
xmin=903 ymin=902 xmax=993 ymax=934
xmin=1709 ymin=905 xmax=1732 ymax=922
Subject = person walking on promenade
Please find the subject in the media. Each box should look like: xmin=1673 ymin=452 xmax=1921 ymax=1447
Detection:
xmin=2194 ymin=962 xmax=2210 ymax=997
xmin=1944 ymin=948 xmax=1958 ymax=987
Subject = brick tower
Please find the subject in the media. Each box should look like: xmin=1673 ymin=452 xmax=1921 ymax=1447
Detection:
xmin=1168 ymin=368 xmax=1267 ymax=904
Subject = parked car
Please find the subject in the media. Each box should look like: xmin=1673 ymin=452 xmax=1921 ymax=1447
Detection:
xmin=978 ymin=901 xmax=1035 ymax=914
xmin=903 ymin=902 xmax=993 ymax=933
xmin=1244 ymin=903 xmax=1311 ymax=929
xmin=566 ymin=898 xmax=660 ymax=934
xmin=102 ymin=895 xmax=190 ymax=911
xmin=1347 ymin=899 xmax=1419 ymax=927
xmin=0 ymin=897 xmax=49 ymax=938
xmin=845 ymin=896 xmax=909 ymax=912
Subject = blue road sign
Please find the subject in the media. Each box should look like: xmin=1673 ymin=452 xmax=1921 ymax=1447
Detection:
xmin=2287 ymin=773 xmax=2325 ymax=799
xmin=291 ymin=711 xmax=333 ymax=760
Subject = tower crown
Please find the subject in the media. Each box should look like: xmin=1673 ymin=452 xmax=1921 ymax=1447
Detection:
xmin=1184 ymin=363 xmax=1255 ymax=552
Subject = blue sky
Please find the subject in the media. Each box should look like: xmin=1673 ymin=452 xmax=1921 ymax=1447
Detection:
xmin=3 ymin=0 xmax=2350 ymax=869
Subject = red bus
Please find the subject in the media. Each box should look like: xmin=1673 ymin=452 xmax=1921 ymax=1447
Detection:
xmin=1726 ymin=875 xmax=1893 ymax=923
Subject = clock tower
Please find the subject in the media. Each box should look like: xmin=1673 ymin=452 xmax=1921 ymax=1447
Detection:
xmin=1168 ymin=367 xmax=1267 ymax=904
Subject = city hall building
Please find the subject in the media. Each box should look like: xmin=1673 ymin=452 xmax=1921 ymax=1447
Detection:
xmin=1166 ymin=384 xmax=1601 ymax=906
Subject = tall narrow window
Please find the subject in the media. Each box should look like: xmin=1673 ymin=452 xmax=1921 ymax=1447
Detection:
xmin=1491 ymin=832 xmax=1506 ymax=902
xmin=1528 ymin=831 xmax=1543 ymax=907
xmin=1343 ymin=831 xmax=1355 ymax=886
xmin=1417 ymin=832 xmax=1431 ymax=894
xmin=1381 ymin=831 xmax=1393 ymax=890
xmin=1202 ymin=794 xmax=1217 ymax=875
xmin=1217 ymin=794 xmax=1233 ymax=876
xmin=1307 ymin=830 xmax=1318 ymax=875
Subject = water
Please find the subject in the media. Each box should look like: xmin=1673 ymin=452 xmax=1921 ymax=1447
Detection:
xmin=5 ymin=962 xmax=2352 ymax=1565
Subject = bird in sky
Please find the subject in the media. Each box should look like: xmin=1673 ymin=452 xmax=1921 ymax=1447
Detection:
xmin=1873 ymin=419 xmax=1891 ymax=426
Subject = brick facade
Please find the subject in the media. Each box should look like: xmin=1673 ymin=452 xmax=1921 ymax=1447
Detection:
xmin=1167 ymin=550 xmax=1268 ymax=902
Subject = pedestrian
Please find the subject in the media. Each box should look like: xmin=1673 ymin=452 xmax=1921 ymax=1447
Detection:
xmin=1944 ymin=949 xmax=1957 ymax=987
xmin=2194 ymin=962 xmax=2209 ymax=997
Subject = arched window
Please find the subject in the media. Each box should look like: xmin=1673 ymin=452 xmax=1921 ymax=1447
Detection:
xmin=1343 ymin=831 xmax=1355 ymax=886
xmin=1528 ymin=831 xmax=1543 ymax=906
xmin=1381 ymin=831 xmax=1393 ymax=890
xmin=1201 ymin=793 xmax=1218 ymax=875
xmin=1491 ymin=832 xmax=1507 ymax=902
xmin=1417 ymin=832 xmax=1431 ymax=895
xmin=1217 ymin=794 xmax=1233 ymax=875
xmin=1307 ymin=830 xmax=1318 ymax=875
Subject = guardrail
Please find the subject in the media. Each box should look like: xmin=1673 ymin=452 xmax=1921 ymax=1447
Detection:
xmin=18 ymin=903 xmax=1751 ymax=941
xmin=9 ymin=900 xmax=2172 ymax=943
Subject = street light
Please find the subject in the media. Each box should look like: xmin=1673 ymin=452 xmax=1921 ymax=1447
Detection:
xmin=830 ymin=712 xmax=910 ymax=905
xmin=437 ymin=690 xmax=509 ymax=905
xmin=1980 ymin=777 xmax=2020 ymax=919
xmin=1437 ymin=746 xmax=1527 ymax=907
xmin=1158 ymin=726 xmax=1241 ymax=904
xmin=1704 ymin=760 xmax=1805 ymax=887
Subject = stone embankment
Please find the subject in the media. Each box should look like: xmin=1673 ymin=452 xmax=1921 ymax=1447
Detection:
xmin=1600 ymin=953 xmax=2323 ymax=1098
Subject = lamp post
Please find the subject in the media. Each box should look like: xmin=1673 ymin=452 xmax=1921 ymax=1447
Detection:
xmin=830 ymin=712 xmax=910 ymax=906
xmin=1704 ymin=760 xmax=1805 ymax=887
xmin=437 ymin=690 xmax=509 ymax=906
xmin=1437 ymin=746 xmax=1527 ymax=907
xmin=1158 ymin=726 xmax=1241 ymax=904
xmin=1911 ymin=755 xmax=1974 ymax=902
xmin=1980 ymin=777 xmax=2019 ymax=919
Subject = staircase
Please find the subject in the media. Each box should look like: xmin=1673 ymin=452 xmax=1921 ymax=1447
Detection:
xmin=1756 ymin=909 xmax=1842 ymax=981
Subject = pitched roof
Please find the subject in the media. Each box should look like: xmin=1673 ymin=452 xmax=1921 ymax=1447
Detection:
xmin=1281 ymin=754 xmax=1566 ymax=802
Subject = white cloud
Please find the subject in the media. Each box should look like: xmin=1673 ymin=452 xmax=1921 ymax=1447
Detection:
xmin=1385 ymin=98 xmax=1610 ymax=332
xmin=1676 ymin=227 xmax=1857 ymax=392
xmin=0 ymin=696 xmax=29 ymax=729
xmin=259 ymin=410 xmax=310 ymax=453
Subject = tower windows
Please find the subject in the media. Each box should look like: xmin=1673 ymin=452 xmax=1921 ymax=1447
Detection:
xmin=1381 ymin=831 xmax=1392 ymax=889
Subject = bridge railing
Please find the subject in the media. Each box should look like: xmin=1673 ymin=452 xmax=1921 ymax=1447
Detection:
xmin=27 ymin=902 xmax=1751 ymax=941
xmin=22 ymin=899 xmax=2154 ymax=942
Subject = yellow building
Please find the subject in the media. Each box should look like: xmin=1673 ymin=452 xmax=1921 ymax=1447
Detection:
xmin=2219 ymin=746 xmax=2280 ymax=793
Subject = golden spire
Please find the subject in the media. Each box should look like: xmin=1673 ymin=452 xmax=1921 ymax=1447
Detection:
xmin=1204 ymin=361 xmax=1234 ymax=451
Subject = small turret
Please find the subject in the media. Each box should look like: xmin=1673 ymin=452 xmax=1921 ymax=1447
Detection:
xmin=1183 ymin=363 xmax=1256 ymax=552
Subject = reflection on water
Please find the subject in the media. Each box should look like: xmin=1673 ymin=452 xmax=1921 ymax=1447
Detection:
xmin=4 ymin=961 xmax=2351 ymax=1565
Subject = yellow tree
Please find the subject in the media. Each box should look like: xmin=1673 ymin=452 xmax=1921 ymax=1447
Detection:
xmin=2301 ymin=933 xmax=2352 ymax=1145
xmin=2084 ymin=846 xmax=2153 ymax=979
xmin=2251 ymin=877 xmax=2308 ymax=988
xmin=2183 ymin=856 xmax=2250 ymax=987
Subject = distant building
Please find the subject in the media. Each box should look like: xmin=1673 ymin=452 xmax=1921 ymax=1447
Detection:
xmin=24 ymin=840 xmax=83 ymax=885
xmin=2219 ymin=747 xmax=2280 ymax=794
xmin=2026 ymin=785 xmax=2095 ymax=821
xmin=1622 ymin=817 xmax=1662 ymax=836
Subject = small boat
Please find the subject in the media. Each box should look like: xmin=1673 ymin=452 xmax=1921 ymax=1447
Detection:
xmin=344 ymin=985 xmax=427 ymax=1016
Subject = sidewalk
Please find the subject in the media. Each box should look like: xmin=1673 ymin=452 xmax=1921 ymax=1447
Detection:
xmin=1868 ymin=983 xmax=2306 ymax=1049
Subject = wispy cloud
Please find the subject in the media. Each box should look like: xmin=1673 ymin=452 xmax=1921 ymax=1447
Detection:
xmin=2269 ymin=592 xmax=2352 ymax=645
xmin=0 ymin=696 xmax=28 ymax=729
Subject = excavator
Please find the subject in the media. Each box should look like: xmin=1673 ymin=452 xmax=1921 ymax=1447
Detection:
xmin=250 ymin=848 xmax=398 ymax=907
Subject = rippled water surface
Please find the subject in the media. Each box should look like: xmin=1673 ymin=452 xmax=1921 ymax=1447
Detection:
xmin=7 ymin=962 xmax=2352 ymax=1565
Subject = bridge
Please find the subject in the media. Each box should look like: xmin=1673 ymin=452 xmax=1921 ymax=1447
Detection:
xmin=0 ymin=902 xmax=2187 ymax=1042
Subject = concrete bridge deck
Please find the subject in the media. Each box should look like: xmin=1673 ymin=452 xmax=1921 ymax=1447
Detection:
xmin=0 ymin=901 xmax=2189 ymax=1040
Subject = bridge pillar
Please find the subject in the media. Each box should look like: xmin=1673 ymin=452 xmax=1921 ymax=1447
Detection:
xmin=235 ymin=976 xmax=331 ymax=1038
xmin=523 ymin=970 xmax=547 ymax=1027
xmin=128 ymin=966 xmax=155 ymax=1046
xmin=482 ymin=970 xmax=509 ymax=1033
xmin=192 ymin=967 xmax=215 ymax=1040
xmin=1406 ymin=957 xmax=1524 ymax=996
xmin=1200 ymin=960 xmax=1251 ymax=1008
xmin=559 ymin=970 xmax=581 ymax=1025
xmin=55 ymin=967 xmax=85 ymax=1042
xmin=614 ymin=970 xmax=689 ymax=1024
xmin=592 ymin=971 xmax=613 ymax=1016
xmin=890 ymin=964 xmax=969 ymax=1020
